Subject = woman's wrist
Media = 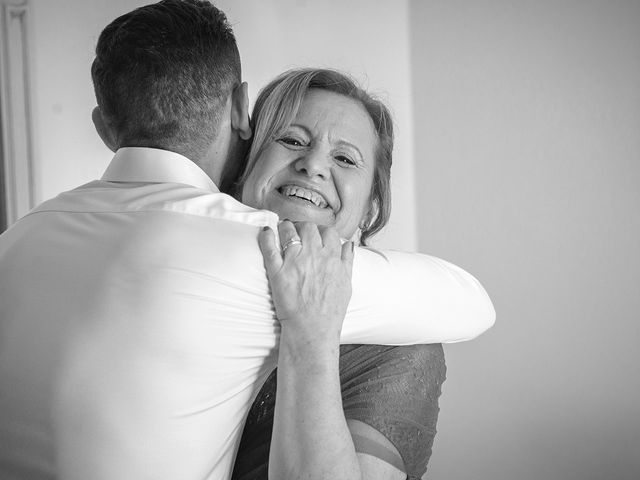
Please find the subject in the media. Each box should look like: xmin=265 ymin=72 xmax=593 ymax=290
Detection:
xmin=279 ymin=323 xmax=340 ymax=367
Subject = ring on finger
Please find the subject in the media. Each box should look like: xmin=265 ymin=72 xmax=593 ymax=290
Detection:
xmin=282 ymin=237 xmax=302 ymax=253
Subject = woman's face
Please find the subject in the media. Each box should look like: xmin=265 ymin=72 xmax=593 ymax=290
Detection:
xmin=242 ymin=89 xmax=377 ymax=239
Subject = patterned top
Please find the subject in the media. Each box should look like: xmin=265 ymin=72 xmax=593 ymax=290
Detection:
xmin=232 ymin=343 xmax=446 ymax=480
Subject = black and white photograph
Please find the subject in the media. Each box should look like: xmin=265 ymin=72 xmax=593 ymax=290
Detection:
xmin=1 ymin=1 xmax=638 ymax=479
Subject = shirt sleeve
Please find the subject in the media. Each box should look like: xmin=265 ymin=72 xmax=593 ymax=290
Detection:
xmin=342 ymin=247 xmax=495 ymax=345
xmin=340 ymin=344 xmax=446 ymax=479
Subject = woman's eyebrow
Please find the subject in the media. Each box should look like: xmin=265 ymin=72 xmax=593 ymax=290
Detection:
xmin=288 ymin=124 xmax=366 ymax=161
xmin=286 ymin=123 xmax=311 ymax=135
xmin=335 ymin=139 xmax=364 ymax=160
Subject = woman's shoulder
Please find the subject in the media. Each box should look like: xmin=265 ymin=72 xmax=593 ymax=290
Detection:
xmin=339 ymin=344 xmax=446 ymax=478
xmin=339 ymin=343 xmax=445 ymax=385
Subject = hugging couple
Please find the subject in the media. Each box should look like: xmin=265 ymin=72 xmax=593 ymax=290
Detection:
xmin=0 ymin=1 xmax=495 ymax=479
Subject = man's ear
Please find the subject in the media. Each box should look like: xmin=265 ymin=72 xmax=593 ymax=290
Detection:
xmin=92 ymin=106 xmax=118 ymax=152
xmin=230 ymin=82 xmax=252 ymax=141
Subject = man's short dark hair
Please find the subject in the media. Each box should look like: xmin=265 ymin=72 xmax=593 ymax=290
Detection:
xmin=91 ymin=0 xmax=240 ymax=159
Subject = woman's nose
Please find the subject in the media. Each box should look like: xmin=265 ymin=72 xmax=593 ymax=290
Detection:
xmin=294 ymin=149 xmax=331 ymax=179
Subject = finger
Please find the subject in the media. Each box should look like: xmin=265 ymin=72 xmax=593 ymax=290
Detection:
xmin=341 ymin=240 xmax=355 ymax=269
xmin=278 ymin=220 xmax=303 ymax=256
xmin=319 ymin=225 xmax=341 ymax=252
xmin=296 ymin=221 xmax=322 ymax=249
xmin=258 ymin=226 xmax=283 ymax=274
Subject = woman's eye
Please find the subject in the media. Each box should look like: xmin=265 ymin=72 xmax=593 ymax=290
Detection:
xmin=278 ymin=137 xmax=305 ymax=147
xmin=335 ymin=155 xmax=356 ymax=166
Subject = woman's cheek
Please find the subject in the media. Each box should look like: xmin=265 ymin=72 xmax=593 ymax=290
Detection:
xmin=352 ymin=177 xmax=374 ymax=230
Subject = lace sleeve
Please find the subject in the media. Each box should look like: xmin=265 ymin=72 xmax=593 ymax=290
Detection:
xmin=340 ymin=344 xmax=446 ymax=479
xmin=231 ymin=344 xmax=446 ymax=480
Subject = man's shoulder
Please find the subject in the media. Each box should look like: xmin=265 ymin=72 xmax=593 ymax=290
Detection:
xmin=29 ymin=181 xmax=279 ymax=229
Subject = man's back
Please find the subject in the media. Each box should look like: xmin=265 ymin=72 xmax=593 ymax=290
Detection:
xmin=0 ymin=157 xmax=280 ymax=479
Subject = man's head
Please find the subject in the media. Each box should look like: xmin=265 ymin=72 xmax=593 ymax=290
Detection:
xmin=91 ymin=0 xmax=251 ymax=182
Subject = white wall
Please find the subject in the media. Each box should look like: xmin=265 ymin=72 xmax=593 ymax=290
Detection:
xmin=29 ymin=0 xmax=145 ymax=201
xmin=410 ymin=1 xmax=640 ymax=479
xmin=28 ymin=0 xmax=416 ymax=250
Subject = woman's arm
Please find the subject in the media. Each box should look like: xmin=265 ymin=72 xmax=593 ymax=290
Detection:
xmin=347 ymin=419 xmax=406 ymax=480
xmin=341 ymin=343 xmax=446 ymax=478
xmin=232 ymin=344 xmax=445 ymax=480
xmin=258 ymin=221 xmax=363 ymax=480
xmin=274 ymin=330 xmax=362 ymax=479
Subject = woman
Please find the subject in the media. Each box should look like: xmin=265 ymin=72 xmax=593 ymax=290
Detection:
xmin=224 ymin=69 xmax=459 ymax=479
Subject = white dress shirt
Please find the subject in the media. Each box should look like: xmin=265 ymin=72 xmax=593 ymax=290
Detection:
xmin=0 ymin=147 xmax=494 ymax=480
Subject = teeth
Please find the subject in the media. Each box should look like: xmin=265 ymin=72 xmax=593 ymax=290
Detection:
xmin=280 ymin=185 xmax=328 ymax=208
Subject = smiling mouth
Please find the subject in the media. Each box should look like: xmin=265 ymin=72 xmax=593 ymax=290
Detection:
xmin=277 ymin=185 xmax=329 ymax=209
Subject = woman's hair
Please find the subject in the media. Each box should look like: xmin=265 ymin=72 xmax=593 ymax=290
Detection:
xmin=232 ymin=68 xmax=394 ymax=245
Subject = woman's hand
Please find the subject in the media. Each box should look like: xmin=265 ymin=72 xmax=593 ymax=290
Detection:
xmin=259 ymin=221 xmax=362 ymax=480
xmin=258 ymin=220 xmax=354 ymax=344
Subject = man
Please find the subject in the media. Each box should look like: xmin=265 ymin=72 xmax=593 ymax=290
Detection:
xmin=0 ymin=1 xmax=494 ymax=479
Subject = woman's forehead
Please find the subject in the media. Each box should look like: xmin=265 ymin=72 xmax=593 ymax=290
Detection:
xmin=292 ymin=90 xmax=377 ymax=148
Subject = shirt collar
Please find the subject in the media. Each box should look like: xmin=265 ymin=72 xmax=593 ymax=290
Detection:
xmin=101 ymin=147 xmax=219 ymax=193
